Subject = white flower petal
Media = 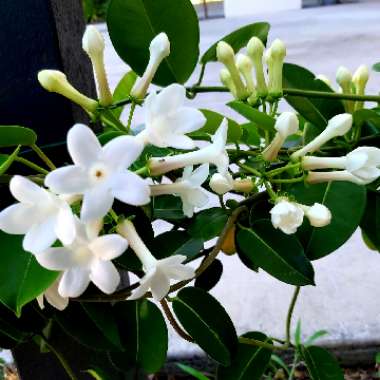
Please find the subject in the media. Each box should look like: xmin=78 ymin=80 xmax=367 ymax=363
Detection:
xmin=23 ymin=216 xmax=57 ymax=253
xmin=161 ymin=134 xmax=196 ymax=150
xmin=10 ymin=175 xmax=48 ymax=204
xmin=89 ymin=234 xmax=128 ymax=260
xmin=171 ymin=107 xmax=206 ymax=134
xmin=147 ymin=84 xmax=185 ymax=118
xmin=129 ymin=272 xmax=154 ymax=300
xmin=44 ymin=283 xmax=69 ymax=311
xmin=90 ymin=260 xmax=120 ymax=294
xmin=81 ymin=186 xmax=114 ymax=221
xmin=150 ymin=270 xmax=171 ymax=301
xmin=188 ymin=164 xmax=209 ymax=187
xmin=165 ymin=264 xmax=195 ymax=280
xmin=55 ymin=206 xmax=76 ymax=245
xmin=102 ymin=136 xmax=144 ymax=170
xmin=67 ymin=124 xmax=102 ymax=167
xmin=111 ymin=171 xmax=150 ymax=206
xmin=45 ymin=165 xmax=89 ymax=194
xmin=0 ymin=204 xmax=37 ymax=234
xmin=36 ymin=247 xmax=76 ymax=270
xmin=58 ymin=267 xmax=91 ymax=298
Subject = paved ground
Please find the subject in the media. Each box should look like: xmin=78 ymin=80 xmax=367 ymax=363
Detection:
xmin=99 ymin=0 xmax=380 ymax=358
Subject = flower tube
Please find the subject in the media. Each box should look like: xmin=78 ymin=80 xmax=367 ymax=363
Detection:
xmin=220 ymin=68 xmax=237 ymax=98
xmin=353 ymin=65 xmax=369 ymax=111
xmin=247 ymin=36 xmax=267 ymax=98
xmin=265 ymin=39 xmax=286 ymax=99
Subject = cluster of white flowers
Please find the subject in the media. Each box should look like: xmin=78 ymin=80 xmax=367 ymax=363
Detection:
xmin=217 ymin=37 xmax=286 ymax=103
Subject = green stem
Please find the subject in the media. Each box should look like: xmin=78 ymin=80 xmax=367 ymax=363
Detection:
xmin=134 ymin=166 xmax=149 ymax=176
xmin=15 ymin=156 xmax=49 ymax=175
xmin=270 ymin=176 xmax=305 ymax=184
xmin=126 ymin=102 xmax=136 ymax=133
xmin=264 ymin=181 xmax=277 ymax=200
xmin=31 ymin=144 xmax=56 ymax=170
xmin=194 ymin=64 xmax=206 ymax=87
xmin=288 ymin=351 xmax=300 ymax=380
xmin=237 ymin=163 xmax=262 ymax=177
xmin=286 ymin=286 xmax=301 ymax=346
xmin=38 ymin=335 xmax=79 ymax=380
xmin=239 ymin=337 xmax=288 ymax=351
xmin=109 ymin=209 xmax=119 ymax=223
xmin=267 ymin=163 xmax=301 ymax=177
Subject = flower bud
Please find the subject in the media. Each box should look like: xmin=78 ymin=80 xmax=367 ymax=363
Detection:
xmin=291 ymin=113 xmax=352 ymax=160
xmin=336 ymin=66 xmax=353 ymax=112
xmin=82 ymin=25 xmax=112 ymax=106
xmin=301 ymin=203 xmax=331 ymax=227
xmin=270 ymin=199 xmax=304 ymax=235
xmin=263 ymin=112 xmax=299 ymax=161
xmin=210 ymin=173 xmax=233 ymax=194
xmin=220 ymin=68 xmax=237 ymax=98
xmin=247 ymin=37 xmax=267 ymax=97
xmin=236 ymin=54 xmax=255 ymax=94
xmin=265 ymin=39 xmax=286 ymax=99
xmin=216 ymin=41 xmax=247 ymax=99
xmin=353 ymin=65 xmax=369 ymax=110
xmin=38 ymin=70 xmax=98 ymax=112
xmin=131 ymin=33 xmax=170 ymax=99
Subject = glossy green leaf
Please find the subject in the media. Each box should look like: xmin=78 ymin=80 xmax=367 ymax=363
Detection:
xmin=372 ymin=62 xmax=380 ymax=72
xmin=236 ymin=221 xmax=315 ymax=286
xmin=98 ymin=131 xmax=125 ymax=146
xmin=173 ymin=287 xmax=238 ymax=366
xmin=360 ymin=190 xmax=380 ymax=252
xmin=200 ymin=22 xmax=270 ymax=64
xmin=189 ymin=109 xmax=242 ymax=143
xmin=189 ymin=208 xmax=228 ymax=241
xmin=228 ymin=101 xmax=275 ymax=133
xmin=152 ymin=194 xmax=185 ymax=220
xmin=217 ymin=332 xmax=272 ymax=380
xmin=55 ymin=302 xmax=122 ymax=351
xmin=301 ymin=346 xmax=344 ymax=380
xmin=0 ymin=232 xmax=58 ymax=316
xmin=151 ymin=230 xmax=203 ymax=261
xmin=195 ymin=258 xmax=223 ymax=291
xmin=176 ymin=364 xmax=210 ymax=380
xmin=112 ymin=71 xmax=138 ymax=119
xmin=0 ymin=126 xmax=37 ymax=147
xmin=283 ymin=64 xmax=345 ymax=128
xmin=290 ymin=182 xmax=366 ymax=260
xmin=107 ymin=0 xmax=199 ymax=86
xmin=0 ymin=146 xmax=20 ymax=175
xmin=109 ymin=300 xmax=168 ymax=373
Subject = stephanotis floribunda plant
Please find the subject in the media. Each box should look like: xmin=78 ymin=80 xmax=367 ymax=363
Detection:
xmin=1 ymin=1 xmax=380 ymax=378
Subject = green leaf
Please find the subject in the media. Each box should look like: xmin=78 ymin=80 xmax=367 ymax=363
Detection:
xmin=372 ymin=62 xmax=380 ymax=72
xmin=217 ymin=332 xmax=272 ymax=380
xmin=189 ymin=109 xmax=241 ymax=143
xmin=152 ymin=194 xmax=185 ymax=220
xmin=188 ymin=208 xmax=228 ymax=241
xmin=112 ymin=71 xmax=138 ymax=119
xmin=301 ymin=346 xmax=344 ymax=380
xmin=290 ymin=182 xmax=367 ymax=260
xmin=228 ymin=101 xmax=275 ymax=133
xmin=85 ymin=368 xmax=112 ymax=380
xmin=294 ymin=320 xmax=302 ymax=347
xmin=236 ymin=221 xmax=315 ymax=286
xmin=151 ymin=230 xmax=203 ymax=261
xmin=283 ymin=64 xmax=345 ymax=128
xmin=81 ymin=303 xmax=123 ymax=350
xmin=173 ymin=287 xmax=238 ymax=366
xmin=195 ymin=259 xmax=223 ymax=291
xmin=98 ymin=131 xmax=125 ymax=146
xmin=109 ymin=300 xmax=168 ymax=374
xmin=240 ymin=122 xmax=261 ymax=146
xmin=55 ymin=303 xmax=122 ymax=351
xmin=107 ymin=0 xmax=199 ymax=86
xmin=200 ymin=22 xmax=270 ymax=64
xmin=305 ymin=330 xmax=329 ymax=346
xmin=176 ymin=364 xmax=210 ymax=380
xmin=0 ymin=146 xmax=20 ymax=175
xmin=360 ymin=190 xmax=380 ymax=252
xmin=0 ymin=232 xmax=58 ymax=316
xmin=0 ymin=126 xmax=37 ymax=147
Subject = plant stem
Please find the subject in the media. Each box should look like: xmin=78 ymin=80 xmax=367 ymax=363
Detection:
xmin=286 ymin=286 xmax=301 ymax=346
xmin=15 ymin=156 xmax=49 ymax=175
xmin=266 ymin=163 xmax=301 ymax=177
xmin=288 ymin=351 xmax=300 ymax=380
xmin=38 ymin=335 xmax=79 ymax=380
xmin=239 ymin=337 xmax=288 ymax=351
xmin=237 ymin=163 xmax=262 ymax=177
xmin=264 ymin=181 xmax=277 ymax=200
xmin=126 ymin=102 xmax=136 ymax=133
xmin=270 ymin=176 xmax=305 ymax=184
xmin=31 ymin=144 xmax=56 ymax=170
xmin=160 ymin=299 xmax=194 ymax=343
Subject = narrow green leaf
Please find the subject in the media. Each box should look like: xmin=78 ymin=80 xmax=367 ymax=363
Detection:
xmin=0 ymin=126 xmax=37 ymax=147
xmin=173 ymin=287 xmax=238 ymax=366
xmin=294 ymin=320 xmax=302 ymax=347
xmin=301 ymin=346 xmax=344 ymax=380
xmin=107 ymin=0 xmax=200 ymax=86
xmin=305 ymin=330 xmax=329 ymax=346
xmin=176 ymin=363 xmax=210 ymax=380
xmin=112 ymin=71 xmax=138 ymax=119
xmin=0 ymin=146 xmax=20 ymax=175
xmin=236 ymin=221 xmax=315 ymax=286
xmin=0 ymin=232 xmax=58 ymax=316
xmin=217 ymin=332 xmax=272 ymax=380
xmin=200 ymin=22 xmax=270 ymax=64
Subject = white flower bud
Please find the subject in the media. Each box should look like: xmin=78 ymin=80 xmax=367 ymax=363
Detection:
xmin=301 ymin=203 xmax=332 ymax=227
xmin=262 ymin=112 xmax=299 ymax=161
xmin=336 ymin=66 xmax=353 ymax=113
xmin=210 ymin=173 xmax=233 ymax=194
xmin=82 ymin=25 xmax=112 ymax=106
xmin=216 ymin=41 xmax=247 ymax=99
xmin=38 ymin=70 xmax=98 ymax=112
xmin=220 ymin=68 xmax=237 ymax=98
xmin=246 ymin=37 xmax=267 ymax=97
xmin=236 ymin=54 xmax=256 ymax=94
xmin=270 ymin=199 xmax=304 ymax=235
xmin=131 ymin=33 xmax=170 ymax=99
xmin=265 ymin=39 xmax=286 ymax=99
xmin=353 ymin=65 xmax=369 ymax=110
xmin=291 ymin=113 xmax=352 ymax=160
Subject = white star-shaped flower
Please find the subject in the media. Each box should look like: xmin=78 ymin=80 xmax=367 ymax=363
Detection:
xmin=136 ymin=84 xmax=206 ymax=149
xmin=0 ymin=175 xmax=75 ymax=254
xmin=36 ymin=218 xmax=128 ymax=298
xmin=45 ymin=124 xmax=150 ymax=221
